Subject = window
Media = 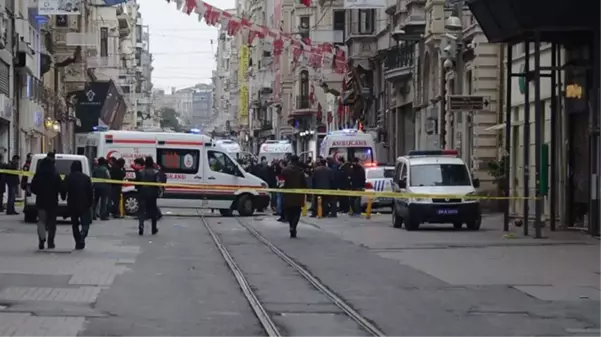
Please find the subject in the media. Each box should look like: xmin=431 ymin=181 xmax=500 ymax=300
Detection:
xmin=328 ymin=147 xmax=374 ymax=164
xmin=300 ymin=70 xmax=309 ymax=96
xmin=410 ymin=164 xmax=471 ymax=187
xmin=56 ymin=15 xmax=68 ymax=27
xmin=358 ymin=9 xmax=375 ymax=34
xmin=299 ymin=16 xmax=310 ymax=40
xmin=157 ymin=149 xmax=200 ymax=174
xmin=466 ymin=70 xmax=473 ymax=94
xmin=208 ymin=150 xmax=239 ymax=176
xmin=100 ymin=27 xmax=108 ymax=57
xmin=333 ymin=10 xmax=345 ymax=45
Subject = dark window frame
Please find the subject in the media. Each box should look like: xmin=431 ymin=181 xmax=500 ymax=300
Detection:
xmin=100 ymin=27 xmax=108 ymax=57
xmin=156 ymin=148 xmax=200 ymax=174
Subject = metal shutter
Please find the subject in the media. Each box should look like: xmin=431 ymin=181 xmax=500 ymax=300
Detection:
xmin=0 ymin=61 xmax=9 ymax=96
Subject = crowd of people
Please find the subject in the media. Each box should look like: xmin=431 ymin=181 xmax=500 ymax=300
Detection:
xmin=245 ymin=153 xmax=366 ymax=238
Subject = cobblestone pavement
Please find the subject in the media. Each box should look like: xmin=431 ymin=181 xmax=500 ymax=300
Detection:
xmin=0 ymin=209 xmax=598 ymax=336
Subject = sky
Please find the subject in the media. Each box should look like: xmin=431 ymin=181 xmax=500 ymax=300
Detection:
xmin=139 ymin=0 xmax=236 ymax=90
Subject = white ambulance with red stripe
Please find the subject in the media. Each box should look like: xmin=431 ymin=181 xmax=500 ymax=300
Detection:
xmin=76 ymin=130 xmax=270 ymax=216
xmin=319 ymin=129 xmax=377 ymax=166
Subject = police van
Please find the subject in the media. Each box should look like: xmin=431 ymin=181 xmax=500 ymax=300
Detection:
xmin=391 ymin=150 xmax=481 ymax=231
xmin=75 ymin=130 xmax=270 ymax=217
xmin=320 ymin=129 xmax=376 ymax=165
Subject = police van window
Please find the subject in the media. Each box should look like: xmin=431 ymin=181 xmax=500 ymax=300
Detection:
xmin=156 ymin=149 xmax=200 ymax=174
xmin=208 ymin=150 xmax=238 ymax=176
xmin=410 ymin=163 xmax=470 ymax=186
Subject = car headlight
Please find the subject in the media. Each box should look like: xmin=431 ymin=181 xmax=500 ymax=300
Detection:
xmin=463 ymin=192 xmax=478 ymax=202
xmin=411 ymin=197 xmax=431 ymax=203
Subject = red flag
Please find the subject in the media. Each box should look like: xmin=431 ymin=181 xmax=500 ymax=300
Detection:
xmin=301 ymin=0 xmax=311 ymax=7
xmin=184 ymin=0 xmax=196 ymax=14
xmin=316 ymin=103 xmax=322 ymax=121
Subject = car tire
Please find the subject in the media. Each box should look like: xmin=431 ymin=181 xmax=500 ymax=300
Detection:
xmin=392 ymin=210 xmax=403 ymax=228
xmin=24 ymin=211 xmax=37 ymax=223
xmin=453 ymin=222 xmax=463 ymax=230
xmin=466 ymin=217 xmax=481 ymax=230
xmin=123 ymin=193 xmax=139 ymax=216
xmin=404 ymin=213 xmax=420 ymax=231
xmin=219 ymin=209 xmax=233 ymax=216
xmin=237 ymin=194 xmax=254 ymax=217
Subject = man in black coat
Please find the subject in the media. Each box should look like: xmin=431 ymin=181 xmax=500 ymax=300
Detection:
xmin=62 ymin=161 xmax=94 ymax=250
xmin=136 ymin=156 xmax=160 ymax=236
xmin=31 ymin=157 xmax=63 ymax=249
xmin=311 ymin=159 xmax=334 ymax=217
xmin=349 ymin=157 xmax=366 ymax=216
xmin=110 ymin=158 xmax=126 ymax=218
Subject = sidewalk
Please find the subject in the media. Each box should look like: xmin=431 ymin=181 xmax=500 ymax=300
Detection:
xmin=0 ymin=214 xmax=142 ymax=336
xmin=298 ymin=213 xmax=600 ymax=300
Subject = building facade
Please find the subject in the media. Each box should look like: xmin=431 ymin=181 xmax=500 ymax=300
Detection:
xmin=191 ymin=85 xmax=212 ymax=128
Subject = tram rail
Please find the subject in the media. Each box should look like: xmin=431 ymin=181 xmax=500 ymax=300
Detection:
xmin=200 ymin=214 xmax=385 ymax=337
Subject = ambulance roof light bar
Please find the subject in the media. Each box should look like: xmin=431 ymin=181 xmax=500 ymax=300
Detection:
xmin=408 ymin=149 xmax=459 ymax=157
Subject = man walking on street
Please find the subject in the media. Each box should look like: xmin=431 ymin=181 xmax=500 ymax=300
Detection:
xmin=311 ymin=159 xmax=333 ymax=217
xmin=92 ymin=157 xmax=111 ymax=220
xmin=62 ymin=161 xmax=94 ymax=250
xmin=5 ymin=155 xmax=20 ymax=215
xmin=281 ymin=155 xmax=307 ymax=238
xmin=136 ymin=156 xmax=160 ymax=236
xmin=31 ymin=157 xmax=63 ymax=249
xmin=349 ymin=157 xmax=366 ymax=216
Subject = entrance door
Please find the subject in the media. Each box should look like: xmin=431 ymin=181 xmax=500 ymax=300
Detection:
xmin=567 ymin=112 xmax=590 ymax=228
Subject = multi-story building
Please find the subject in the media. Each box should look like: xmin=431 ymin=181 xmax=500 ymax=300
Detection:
xmin=0 ymin=0 xmax=14 ymax=158
xmin=212 ymin=17 xmax=234 ymax=132
xmin=191 ymin=84 xmax=212 ymax=128
xmin=135 ymin=22 xmax=156 ymax=129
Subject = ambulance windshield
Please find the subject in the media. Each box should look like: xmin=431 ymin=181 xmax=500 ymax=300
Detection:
xmin=328 ymin=147 xmax=374 ymax=164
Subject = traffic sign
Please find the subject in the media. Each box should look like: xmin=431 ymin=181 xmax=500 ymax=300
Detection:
xmin=448 ymin=95 xmax=489 ymax=112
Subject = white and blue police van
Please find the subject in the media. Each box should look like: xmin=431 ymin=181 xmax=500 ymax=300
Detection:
xmin=391 ymin=150 xmax=482 ymax=231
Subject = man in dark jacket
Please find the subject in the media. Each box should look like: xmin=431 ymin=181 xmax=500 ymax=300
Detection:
xmin=20 ymin=153 xmax=33 ymax=192
xmin=5 ymin=155 xmax=20 ymax=215
xmin=349 ymin=157 xmax=366 ymax=216
xmin=136 ymin=156 xmax=160 ymax=236
xmin=281 ymin=155 xmax=307 ymax=238
xmin=311 ymin=159 xmax=333 ymax=217
xmin=92 ymin=157 xmax=111 ymax=220
xmin=110 ymin=158 xmax=126 ymax=218
xmin=31 ymin=157 xmax=63 ymax=249
xmin=62 ymin=161 xmax=93 ymax=250
xmin=337 ymin=157 xmax=352 ymax=213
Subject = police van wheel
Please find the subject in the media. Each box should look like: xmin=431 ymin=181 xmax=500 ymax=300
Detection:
xmin=392 ymin=211 xmax=403 ymax=228
xmin=237 ymin=195 xmax=254 ymax=217
xmin=404 ymin=214 xmax=420 ymax=231
xmin=219 ymin=209 xmax=233 ymax=216
xmin=465 ymin=218 xmax=481 ymax=230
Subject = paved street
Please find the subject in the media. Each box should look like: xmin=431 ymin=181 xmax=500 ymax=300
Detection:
xmin=0 ymin=208 xmax=598 ymax=336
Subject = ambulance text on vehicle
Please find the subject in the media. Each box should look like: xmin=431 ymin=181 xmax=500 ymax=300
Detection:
xmin=76 ymin=130 xmax=270 ymax=217
xmin=258 ymin=140 xmax=294 ymax=162
xmin=320 ymin=129 xmax=376 ymax=165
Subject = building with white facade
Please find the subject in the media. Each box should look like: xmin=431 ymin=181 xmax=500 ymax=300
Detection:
xmin=211 ymin=17 xmax=234 ymax=132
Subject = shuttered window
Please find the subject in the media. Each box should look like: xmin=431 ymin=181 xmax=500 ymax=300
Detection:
xmin=0 ymin=61 xmax=9 ymax=96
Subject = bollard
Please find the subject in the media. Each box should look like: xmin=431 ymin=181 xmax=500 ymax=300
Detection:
xmin=301 ymin=195 xmax=308 ymax=216
xmin=119 ymin=193 xmax=125 ymax=217
xmin=317 ymin=196 xmax=323 ymax=218
xmin=364 ymin=197 xmax=373 ymax=219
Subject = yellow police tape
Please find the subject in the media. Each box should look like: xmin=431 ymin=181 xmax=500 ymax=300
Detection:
xmin=0 ymin=168 xmax=538 ymax=200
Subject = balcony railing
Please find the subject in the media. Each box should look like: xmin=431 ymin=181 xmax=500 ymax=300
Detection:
xmin=295 ymin=96 xmax=311 ymax=110
xmin=384 ymin=42 xmax=415 ymax=82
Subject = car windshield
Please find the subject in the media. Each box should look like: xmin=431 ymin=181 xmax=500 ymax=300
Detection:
xmin=367 ymin=168 xmax=395 ymax=179
xmin=328 ymin=147 xmax=374 ymax=164
xmin=35 ymin=159 xmax=77 ymax=176
xmin=410 ymin=164 xmax=471 ymax=186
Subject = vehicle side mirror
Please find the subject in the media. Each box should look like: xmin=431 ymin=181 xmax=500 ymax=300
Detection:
xmin=472 ymin=178 xmax=480 ymax=188
xmin=398 ymin=178 xmax=406 ymax=189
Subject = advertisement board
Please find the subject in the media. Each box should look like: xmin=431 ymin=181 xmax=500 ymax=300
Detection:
xmin=38 ymin=0 xmax=82 ymax=15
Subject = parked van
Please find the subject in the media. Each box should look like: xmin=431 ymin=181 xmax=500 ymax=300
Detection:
xmin=23 ymin=154 xmax=90 ymax=223
xmin=320 ymin=129 xmax=377 ymax=166
xmin=76 ymin=130 xmax=270 ymax=216
xmin=391 ymin=150 xmax=481 ymax=231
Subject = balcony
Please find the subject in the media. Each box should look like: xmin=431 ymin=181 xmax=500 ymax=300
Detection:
xmin=289 ymin=96 xmax=317 ymax=119
xmin=63 ymin=63 xmax=87 ymax=83
xmin=398 ymin=0 xmax=426 ymax=36
xmin=384 ymin=43 xmax=415 ymax=82
xmin=87 ymin=55 xmax=120 ymax=68
xmin=117 ymin=7 xmax=131 ymax=37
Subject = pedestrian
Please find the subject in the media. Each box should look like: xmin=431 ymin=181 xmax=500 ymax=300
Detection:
xmin=311 ymin=159 xmax=334 ymax=217
xmin=0 ymin=154 xmax=6 ymax=213
xmin=20 ymin=153 xmax=33 ymax=192
xmin=154 ymin=163 xmax=166 ymax=220
xmin=337 ymin=156 xmax=351 ymax=213
xmin=135 ymin=156 xmax=161 ymax=236
xmin=326 ymin=157 xmax=339 ymax=217
xmin=110 ymin=158 xmax=126 ymax=218
xmin=30 ymin=157 xmax=63 ymax=250
xmin=275 ymin=160 xmax=287 ymax=222
xmin=5 ymin=155 xmax=20 ymax=215
xmin=92 ymin=157 xmax=111 ymax=220
xmin=281 ymin=155 xmax=307 ymax=238
xmin=61 ymin=161 xmax=93 ymax=250
xmin=349 ymin=157 xmax=366 ymax=216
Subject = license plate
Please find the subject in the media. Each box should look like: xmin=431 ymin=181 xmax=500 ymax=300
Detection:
xmin=437 ymin=209 xmax=458 ymax=215
xmin=378 ymin=198 xmax=392 ymax=202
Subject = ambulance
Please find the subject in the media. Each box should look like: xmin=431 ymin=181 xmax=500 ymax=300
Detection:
xmin=75 ymin=130 xmax=270 ymax=217
xmin=319 ymin=129 xmax=377 ymax=165
xmin=258 ymin=140 xmax=294 ymax=162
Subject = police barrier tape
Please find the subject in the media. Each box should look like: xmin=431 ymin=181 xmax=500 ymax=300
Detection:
xmin=0 ymin=168 xmax=538 ymax=200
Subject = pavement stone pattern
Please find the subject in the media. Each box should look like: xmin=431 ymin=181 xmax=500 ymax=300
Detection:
xmin=0 ymin=213 xmax=142 ymax=336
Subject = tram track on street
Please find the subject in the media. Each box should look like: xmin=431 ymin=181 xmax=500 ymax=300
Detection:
xmin=200 ymin=213 xmax=385 ymax=337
